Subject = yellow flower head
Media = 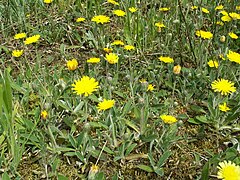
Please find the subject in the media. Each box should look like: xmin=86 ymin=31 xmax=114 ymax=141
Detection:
xmin=216 ymin=21 xmax=224 ymax=26
xmin=195 ymin=30 xmax=213 ymax=39
xmin=207 ymin=60 xmax=219 ymax=68
xmin=160 ymin=115 xmax=177 ymax=124
xmin=107 ymin=0 xmax=119 ymax=5
xmin=14 ymin=33 xmax=26 ymax=39
xmin=124 ymin=45 xmax=135 ymax=51
xmin=221 ymin=15 xmax=232 ymax=22
xmin=173 ymin=65 xmax=181 ymax=74
xmin=91 ymin=15 xmax=110 ymax=24
xmin=129 ymin=7 xmax=138 ymax=13
xmin=191 ymin=6 xmax=198 ymax=10
xmin=87 ymin=57 xmax=100 ymax=63
xmin=155 ymin=22 xmax=165 ymax=28
xmin=228 ymin=32 xmax=238 ymax=39
xmin=201 ymin=7 xmax=209 ymax=14
xmin=217 ymin=161 xmax=240 ymax=180
xmin=76 ymin=17 xmax=85 ymax=22
xmin=113 ymin=9 xmax=126 ymax=17
xmin=97 ymin=99 xmax=115 ymax=111
xmin=41 ymin=110 xmax=48 ymax=119
xmin=159 ymin=7 xmax=170 ymax=12
xmin=159 ymin=56 xmax=174 ymax=63
xmin=24 ymin=34 xmax=41 ymax=45
xmin=147 ymin=84 xmax=155 ymax=91
xmin=236 ymin=6 xmax=240 ymax=11
xmin=72 ymin=76 xmax=99 ymax=96
xmin=220 ymin=10 xmax=228 ymax=16
xmin=105 ymin=53 xmax=119 ymax=64
xmin=44 ymin=0 xmax=53 ymax=4
xmin=219 ymin=103 xmax=230 ymax=112
xmin=12 ymin=50 xmax=23 ymax=57
xmin=227 ymin=50 xmax=240 ymax=64
xmin=229 ymin=12 xmax=240 ymax=20
xmin=66 ymin=59 xmax=78 ymax=71
xmin=211 ymin=79 xmax=236 ymax=95
xmin=215 ymin=5 xmax=224 ymax=10
xmin=111 ymin=40 xmax=124 ymax=46
xmin=103 ymin=47 xmax=113 ymax=53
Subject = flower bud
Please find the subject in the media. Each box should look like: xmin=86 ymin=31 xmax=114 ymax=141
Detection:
xmin=173 ymin=65 xmax=181 ymax=74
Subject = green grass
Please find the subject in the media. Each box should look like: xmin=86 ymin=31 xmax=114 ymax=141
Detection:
xmin=0 ymin=0 xmax=240 ymax=179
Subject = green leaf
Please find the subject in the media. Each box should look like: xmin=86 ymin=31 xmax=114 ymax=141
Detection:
xmin=196 ymin=115 xmax=209 ymax=124
xmin=124 ymin=119 xmax=140 ymax=133
xmin=122 ymin=100 xmax=132 ymax=116
xmin=125 ymin=143 xmax=137 ymax=156
xmin=188 ymin=118 xmax=201 ymax=125
xmin=137 ymin=164 xmax=154 ymax=173
xmin=2 ymin=172 xmax=11 ymax=180
xmin=157 ymin=151 xmax=172 ymax=167
xmin=154 ymin=167 xmax=164 ymax=176
xmin=57 ymin=174 xmax=68 ymax=180
xmin=201 ymin=161 xmax=209 ymax=179
xmin=95 ymin=172 xmax=105 ymax=180
xmin=190 ymin=105 xmax=206 ymax=114
xmin=140 ymin=134 xmax=157 ymax=142
xmin=89 ymin=122 xmax=108 ymax=129
xmin=103 ymin=146 xmax=114 ymax=154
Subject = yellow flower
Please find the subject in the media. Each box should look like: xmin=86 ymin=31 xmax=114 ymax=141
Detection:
xmin=236 ymin=6 xmax=240 ymax=11
xmin=113 ymin=9 xmax=126 ymax=17
xmin=159 ymin=7 xmax=170 ymax=12
xmin=155 ymin=22 xmax=165 ymax=28
xmin=103 ymin=47 xmax=113 ymax=53
xmin=87 ymin=57 xmax=100 ymax=63
xmin=220 ymin=10 xmax=228 ymax=16
xmin=219 ymin=103 xmax=230 ymax=112
xmin=211 ymin=79 xmax=236 ymax=96
xmin=124 ymin=45 xmax=135 ymax=51
xmin=207 ymin=60 xmax=219 ymax=68
xmin=191 ymin=6 xmax=198 ymax=10
xmin=160 ymin=115 xmax=177 ymax=124
xmin=41 ymin=110 xmax=48 ymax=119
xmin=76 ymin=17 xmax=85 ymax=22
xmin=91 ymin=15 xmax=110 ymax=24
xmin=129 ymin=7 xmax=137 ymax=13
xmin=221 ymin=15 xmax=232 ymax=22
xmin=173 ymin=65 xmax=181 ymax=74
xmin=229 ymin=12 xmax=240 ymax=20
xmin=228 ymin=32 xmax=238 ymax=39
xmin=97 ymin=99 xmax=115 ymax=111
xmin=105 ymin=53 xmax=119 ymax=64
xmin=72 ymin=76 xmax=99 ymax=96
xmin=107 ymin=0 xmax=119 ymax=5
xmin=217 ymin=161 xmax=240 ymax=180
xmin=227 ymin=50 xmax=240 ymax=64
xmin=147 ymin=84 xmax=155 ymax=91
xmin=216 ymin=21 xmax=224 ymax=26
xmin=12 ymin=50 xmax=23 ymax=57
xmin=66 ymin=59 xmax=78 ymax=71
xmin=24 ymin=34 xmax=40 ymax=45
xmin=195 ymin=30 xmax=213 ymax=39
xmin=159 ymin=56 xmax=174 ymax=63
xmin=202 ymin=7 xmax=210 ymax=14
xmin=89 ymin=164 xmax=99 ymax=179
xmin=44 ymin=0 xmax=53 ymax=3
xmin=14 ymin=33 xmax=26 ymax=39
xmin=215 ymin=5 xmax=224 ymax=10
xmin=111 ymin=40 xmax=124 ymax=46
